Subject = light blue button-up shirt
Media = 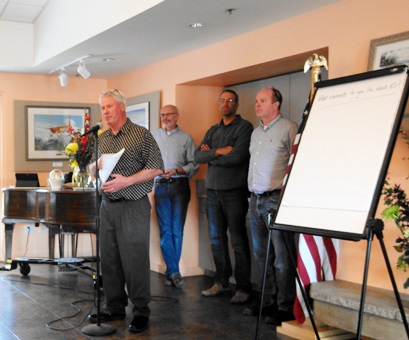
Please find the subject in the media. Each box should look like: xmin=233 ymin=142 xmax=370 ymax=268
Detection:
xmin=248 ymin=114 xmax=298 ymax=194
xmin=152 ymin=126 xmax=198 ymax=178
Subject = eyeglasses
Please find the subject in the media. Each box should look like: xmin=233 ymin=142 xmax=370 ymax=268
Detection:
xmin=218 ymin=98 xmax=237 ymax=103
xmin=160 ymin=112 xmax=177 ymax=117
xmin=101 ymin=89 xmax=124 ymax=103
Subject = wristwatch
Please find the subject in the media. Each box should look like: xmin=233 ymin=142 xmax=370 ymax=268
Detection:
xmin=175 ymin=168 xmax=179 ymax=175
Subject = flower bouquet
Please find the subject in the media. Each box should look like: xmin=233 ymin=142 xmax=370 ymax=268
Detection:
xmin=64 ymin=110 xmax=96 ymax=187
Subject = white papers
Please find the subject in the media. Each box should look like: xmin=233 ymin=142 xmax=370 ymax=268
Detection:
xmin=99 ymin=148 xmax=125 ymax=183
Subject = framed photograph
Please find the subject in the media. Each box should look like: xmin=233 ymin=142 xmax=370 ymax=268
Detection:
xmin=126 ymin=101 xmax=150 ymax=129
xmin=368 ymin=31 xmax=409 ymax=71
xmin=26 ymin=106 xmax=89 ymax=160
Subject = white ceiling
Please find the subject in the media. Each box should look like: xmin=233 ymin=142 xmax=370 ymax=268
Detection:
xmin=0 ymin=0 xmax=48 ymax=23
xmin=0 ymin=0 xmax=338 ymax=78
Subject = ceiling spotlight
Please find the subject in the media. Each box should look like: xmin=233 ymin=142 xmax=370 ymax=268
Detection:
xmin=58 ymin=69 xmax=68 ymax=87
xmin=188 ymin=22 xmax=204 ymax=28
xmin=77 ymin=60 xmax=91 ymax=79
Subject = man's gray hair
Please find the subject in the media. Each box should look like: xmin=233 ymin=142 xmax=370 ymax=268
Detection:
xmin=99 ymin=89 xmax=127 ymax=106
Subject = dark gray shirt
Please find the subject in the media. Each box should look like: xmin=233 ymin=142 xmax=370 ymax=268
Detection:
xmin=194 ymin=115 xmax=253 ymax=190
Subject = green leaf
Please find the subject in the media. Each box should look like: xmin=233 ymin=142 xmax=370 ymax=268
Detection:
xmin=382 ymin=205 xmax=399 ymax=219
xmin=394 ymin=245 xmax=404 ymax=253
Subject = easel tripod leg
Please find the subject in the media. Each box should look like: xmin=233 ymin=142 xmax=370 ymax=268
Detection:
xmin=374 ymin=224 xmax=409 ymax=337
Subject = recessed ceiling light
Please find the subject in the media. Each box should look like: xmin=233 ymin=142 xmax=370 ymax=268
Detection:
xmin=188 ymin=22 xmax=204 ymax=28
xmin=103 ymin=58 xmax=115 ymax=62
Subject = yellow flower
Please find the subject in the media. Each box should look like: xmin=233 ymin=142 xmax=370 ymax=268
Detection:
xmin=69 ymin=159 xmax=79 ymax=169
xmin=66 ymin=142 xmax=79 ymax=155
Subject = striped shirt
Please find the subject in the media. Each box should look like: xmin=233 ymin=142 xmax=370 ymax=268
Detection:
xmin=98 ymin=118 xmax=164 ymax=200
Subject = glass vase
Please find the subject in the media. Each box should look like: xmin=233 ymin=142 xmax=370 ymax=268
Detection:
xmin=74 ymin=166 xmax=90 ymax=189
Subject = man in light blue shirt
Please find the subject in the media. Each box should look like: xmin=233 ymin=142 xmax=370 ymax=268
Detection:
xmin=152 ymin=105 xmax=198 ymax=288
xmin=245 ymin=87 xmax=298 ymax=326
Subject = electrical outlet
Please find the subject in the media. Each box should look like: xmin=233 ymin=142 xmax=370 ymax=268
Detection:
xmin=25 ymin=225 xmax=34 ymax=234
xmin=40 ymin=225 xmax=47 ymax=234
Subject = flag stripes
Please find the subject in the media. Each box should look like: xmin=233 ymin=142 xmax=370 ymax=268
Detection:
xmin=293 ymin=235 xmax=339 ymax=323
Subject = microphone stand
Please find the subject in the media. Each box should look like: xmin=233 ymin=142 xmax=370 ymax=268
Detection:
xmin=81 ymin=131 xmax=116 ymax=336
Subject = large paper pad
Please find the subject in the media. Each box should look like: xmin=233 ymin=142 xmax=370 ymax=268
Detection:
xmin=99 ymin=148 xmax=125 ymax=183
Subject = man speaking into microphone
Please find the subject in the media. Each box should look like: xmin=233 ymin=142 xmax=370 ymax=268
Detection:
xmin=88 ymin=89 xmax=164 ymax=334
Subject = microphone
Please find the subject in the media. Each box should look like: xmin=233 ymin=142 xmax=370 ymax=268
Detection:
xmin=81 ymin=122 xmax=103 ymax=136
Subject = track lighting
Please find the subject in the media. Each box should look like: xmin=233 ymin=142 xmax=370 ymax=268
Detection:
xmin=77 ymin=60 xmax=91 ymax=79
xmin=49 ymin=54 xmax=91 ymax=87
xmin=58 ymin=69 xmax=68 ymax=87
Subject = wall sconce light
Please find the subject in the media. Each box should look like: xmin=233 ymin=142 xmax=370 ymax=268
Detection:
xmin=58 ymin=69 xmax=68 ymax=87
xmin=77 ymin=60 xmax=91 ymax=79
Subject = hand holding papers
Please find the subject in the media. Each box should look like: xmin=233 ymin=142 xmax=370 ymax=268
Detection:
xmin=99 ymin=148 xmax=125 ymax=183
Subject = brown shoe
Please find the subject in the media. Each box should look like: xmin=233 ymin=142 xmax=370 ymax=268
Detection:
xmin=201 ymin=283 xmax=231 ymax=297
xmin=229 ymin=291 xmax=250 ymax=304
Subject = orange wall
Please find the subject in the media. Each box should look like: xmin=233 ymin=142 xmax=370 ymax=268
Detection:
xmin=2 ymin=0 xmax=409 ymax=291
xmin=106 ymin=0 xmax=409 ymax=290
xmin=0 ymin=74 xmax=106 ymax=257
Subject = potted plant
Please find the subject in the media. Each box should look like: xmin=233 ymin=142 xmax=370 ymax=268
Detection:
xmin=382 ymin=129 xmax=409 ymax=288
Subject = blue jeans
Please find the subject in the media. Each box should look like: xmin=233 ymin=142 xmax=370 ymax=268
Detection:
xmin=154 ymin=178 xmax=191 ymax=277
xmin=206 ymin=188 xmax=252 ymax=292
xmin=249 ymin=193 xmax=296 ymax=312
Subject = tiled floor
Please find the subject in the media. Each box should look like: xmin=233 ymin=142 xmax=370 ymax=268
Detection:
xmin=0 ymin=261 xmax=293 ymax=339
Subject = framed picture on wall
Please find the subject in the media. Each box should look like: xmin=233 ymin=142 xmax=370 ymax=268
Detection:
xmin=368 ymin=31 xmax=409 ymax=71
xmin=126 ymin=101 xmax=150 ymax=129
xmin=26 ymin=106 xmax=89 ymax=160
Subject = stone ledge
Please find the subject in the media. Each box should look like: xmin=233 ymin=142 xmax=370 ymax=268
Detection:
xmin=310 ymin=280 xmax=409 ymax=322
xmin=310 ymin=280 xmax=409 ymax=339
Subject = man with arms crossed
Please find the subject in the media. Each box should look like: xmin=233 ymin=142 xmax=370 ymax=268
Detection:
xmin=245 ymin=87 xmax=298 ymax=325
xmin=194 ymin=89 xmax=253 ymax=305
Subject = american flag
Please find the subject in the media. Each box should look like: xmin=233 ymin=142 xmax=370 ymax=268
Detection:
xmin=293 ymin=235 xmax=339 ymax=323
xmin=282 ymin=100 xmax=339 ymax=324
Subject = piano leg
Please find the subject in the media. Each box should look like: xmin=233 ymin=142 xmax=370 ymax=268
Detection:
xmin=58 ymin=229 xmax=65 ymax=259
xmin=4 ymin=223 xmax=14 ymax=260
xmin=72 ymin=234 xmax=78 ymax=258
xmin=47 ymin=225 xmax=61 ymax=259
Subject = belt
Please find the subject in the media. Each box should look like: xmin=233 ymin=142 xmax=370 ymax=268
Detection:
xmin=155 ymin=177 xmax=187 ymax=184
xmin=102 ymin=196 xmax=126 ymax=203
xmin=252 ymin=189 xmax=281 ymax=198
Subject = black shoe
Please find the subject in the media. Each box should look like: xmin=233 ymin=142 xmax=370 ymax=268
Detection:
xmin=265 ymin=310 xmax=295 ymax=325
xmin=170 ymin=273 xmax=185 ymax=288
xmin=88 ymin=309 xmax=126 ymax=323
xmin=243 ymin=303 xmax=277 ymax=316
xmin=164 ymin=277 xmax=174 ymax=286
xmin=128 ymin=315 xmax=149 ymax=333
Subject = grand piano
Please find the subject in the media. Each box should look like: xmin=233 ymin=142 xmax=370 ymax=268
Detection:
xmin=2 ymin=187 xmax=97 ymax=261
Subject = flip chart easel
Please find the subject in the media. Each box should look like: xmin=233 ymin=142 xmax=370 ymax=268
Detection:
xmin=264 ymin=66 xmax=409 ymax=339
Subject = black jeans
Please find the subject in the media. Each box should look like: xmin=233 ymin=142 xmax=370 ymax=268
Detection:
xmin=206 ymin=188 xmax=252 ymax=292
